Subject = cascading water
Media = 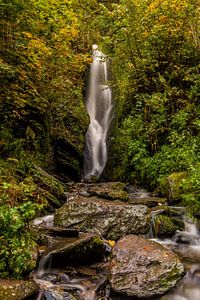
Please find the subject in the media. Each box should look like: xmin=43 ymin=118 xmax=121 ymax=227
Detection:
xmin=83 ymin=44 xmax=113 ymax=180
xmin=151 ymin=218 xmax=200 ymax=300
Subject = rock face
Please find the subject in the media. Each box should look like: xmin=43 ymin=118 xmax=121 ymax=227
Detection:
xmin=54 ymin=195 xmax=150 ymax=240
xmin=0 ymin=280 xmax=38 ymax=300
xmin=54 ymin=138 xmax=84 ymax=181
xmin=110 ymin=235 xmax=185 ymax=298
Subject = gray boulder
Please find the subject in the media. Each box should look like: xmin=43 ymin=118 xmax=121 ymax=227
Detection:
xmin=110 ymin=235 xmax=185 ymax=298
xmin=54 ymin=196 xmax=150 ymax=240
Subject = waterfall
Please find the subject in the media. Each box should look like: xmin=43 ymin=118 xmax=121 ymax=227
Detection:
xmin=83 ymin=44 xmax=113 ymax=180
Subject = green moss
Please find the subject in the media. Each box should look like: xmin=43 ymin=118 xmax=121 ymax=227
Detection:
xmin=158 ymin=265 xmax=184 ymax=289
xmin=159 ymin=172 xmax=187 ymax=202
xmin=153 ymin=214 xmax=184 ymax=238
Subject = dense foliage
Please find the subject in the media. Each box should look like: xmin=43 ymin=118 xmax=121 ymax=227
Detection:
xmin=102 ymin=0 xmax=200 ymax=201
xmin=0 ymin=0 xmax=100 ymax=180
xmin=0 ymin=0 xmax=99 ymax=278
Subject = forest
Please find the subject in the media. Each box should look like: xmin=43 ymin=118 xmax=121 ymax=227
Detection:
xmin=0 ymin=0 xmax=200 ymax=285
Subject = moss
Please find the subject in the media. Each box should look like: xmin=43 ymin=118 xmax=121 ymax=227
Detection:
xmin=87 ymin=182 xmax=128 ymax=201
xmin=31 ymin=166 xmax=67 ymax=203
xmin=0 ymin=280 xmax=38 ymax=300
xmin=159 ymin=172 xmax=187 ymax=202
xmin=99 ymin=190 xmax=128 ymax=201
xmin=153 ymin=214 xmax=184 ymax=238
xmin=158 ymin=265 xmax=185 ymax=290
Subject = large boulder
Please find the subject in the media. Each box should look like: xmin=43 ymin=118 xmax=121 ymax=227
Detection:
xmin=54 ymin=195 xmax=150 ymax=240
xmin=0 ymin=280 xmax=38 ymax=300
xmin=110 ymin=235 xmax=185 ymax=298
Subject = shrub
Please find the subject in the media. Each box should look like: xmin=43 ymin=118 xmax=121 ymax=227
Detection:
xmin=0 ymin=201 xmax=43 ymax=278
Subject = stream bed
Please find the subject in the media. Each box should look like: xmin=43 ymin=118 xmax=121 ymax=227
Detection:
xmin=28 ymin=184 xmax=200 ymax=300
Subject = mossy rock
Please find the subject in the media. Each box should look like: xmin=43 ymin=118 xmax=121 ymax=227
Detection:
xmin=87 ymin=182 xmax=128 ymax=201
xmin=128 ymin=196 xmax=167 ymax=207
xmin=153 ymin=214 xmax=184 ymax=238
xmin=31 ymin=166 xmax=67 ymax=210
xmin=0 ymin=280 xmax=38 ymax=300
xmin=159 ymin=172 xmax=187 ymax=203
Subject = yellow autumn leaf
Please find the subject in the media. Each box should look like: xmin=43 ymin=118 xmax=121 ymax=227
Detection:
xmin=108 ymin=240 xmax=115 ymax=248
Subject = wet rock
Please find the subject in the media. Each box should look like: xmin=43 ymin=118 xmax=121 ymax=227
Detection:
xmin=87 ymin=182 xmax=128 ymax=201
xmin=75 ymin=266 xmax=98 ymax=277
xmin=30 ymin=214 xmax=79 ymax=246
xmin=128 ymin=196 xmax=167 ymax=207
xmin=44 ymin=290 xmax=77 ymax=300
xmin=45 ymin=233 xmax=105 ymax=267
xmin=54 ymin=195 xmax=150 ymax=240
xmin=85 ymin=175 xmax=98 ymax=183
xmin=0 ymin=280 xmax=38 ymax=300
xmin=110 ymin=235 xmax=185 ymax=298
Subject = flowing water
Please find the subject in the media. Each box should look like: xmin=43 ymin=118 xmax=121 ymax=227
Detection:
xmin=32 ymin=189 xmax=200 ymax=300
xmin=155 ymin=219 xmax=200 ymax=300
xmin=32 ymin=188 xmax=200 ymax=300
xmin=83 ymin=45 xmax=113 ymax=180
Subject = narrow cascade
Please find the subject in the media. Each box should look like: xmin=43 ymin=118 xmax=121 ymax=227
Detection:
xmin=83 ymin=44 xmax=113 ymax=180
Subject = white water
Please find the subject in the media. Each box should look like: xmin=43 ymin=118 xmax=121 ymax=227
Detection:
xmin=151 ymin=219 xmax=200 ymax=300
xmin=83 ymin=44 xmax=113 ymax=180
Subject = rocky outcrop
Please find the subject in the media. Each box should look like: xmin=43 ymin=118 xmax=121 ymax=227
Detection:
xmin=110 ymin=235 xmax=185 ymax=298
xmin=54 ymin=195 xmax=150 ymax=240
xmin=0 ymin=280 xmax=38 ymax=300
